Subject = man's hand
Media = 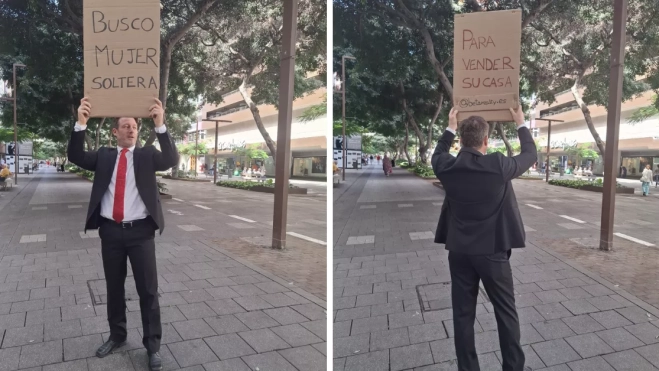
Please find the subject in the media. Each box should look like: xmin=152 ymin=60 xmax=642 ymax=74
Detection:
xmin=448 ymin=107 xmax=458 ymax=132
xmin=78 ymin=97 xmax=91 ymax=126
xmin=150 ymin=98 xmax=165 ymax=127
xmin=509 ymin=106 xmax=525 ymax=128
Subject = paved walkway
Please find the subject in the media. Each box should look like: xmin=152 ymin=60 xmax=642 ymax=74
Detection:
xmin=0 ymin=167 xmax=326 ymax=371
xmin=334 ymin=164 xmax=659 ymax=371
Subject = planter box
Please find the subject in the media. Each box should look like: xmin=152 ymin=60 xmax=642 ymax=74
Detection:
xmin=162 ymin=175 xmax=210 ymax=183
xmin=250 ymin=186 xmax=308 ymax=195
xmin=159 ymin=193 xmax=173 ymax=199
xmin=579 ymin=185 xmax=635 ymax=194
xmin=518 ymin=176 xmax=543 ymax=181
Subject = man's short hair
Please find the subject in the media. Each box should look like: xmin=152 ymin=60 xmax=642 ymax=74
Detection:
xmin=112 ymin=117 xmax=139 ymax=130
xmin=457 ymin=116 xmax=490 ymax=148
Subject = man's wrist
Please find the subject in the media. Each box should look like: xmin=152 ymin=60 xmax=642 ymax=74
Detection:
xmin=446 ymin=127 xmax=457 ymax=134
xmin=517 ymin=123 xmax=529 ymax=130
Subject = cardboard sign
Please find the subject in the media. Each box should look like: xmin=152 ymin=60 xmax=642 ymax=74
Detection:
xmin=453 ymin=10 xmax=521 ymax=122
xmin=83 ymin=0 xmax=161 ymax=118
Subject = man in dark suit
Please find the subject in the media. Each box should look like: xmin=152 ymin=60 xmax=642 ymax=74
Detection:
xmin=68 ymin=97 xmax=179 ymax=371
xmin=431 ymin=106 xmax=536 ymax=371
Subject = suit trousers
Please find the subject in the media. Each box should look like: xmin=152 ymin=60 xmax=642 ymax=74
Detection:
xmin=448 ymin=250 xmax=524 ymax=371
xmin=99 ymin=218 xmax=161 ymax=353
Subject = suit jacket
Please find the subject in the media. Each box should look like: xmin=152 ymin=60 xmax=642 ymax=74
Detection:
xmin=431 ymin=127 xmax=537 ymax=255
xmin=67 ymin=129 xmax=179 ymax=234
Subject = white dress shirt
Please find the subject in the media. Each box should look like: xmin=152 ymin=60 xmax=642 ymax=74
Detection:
xmin=74 ymin=122 xmax=167 ymax=222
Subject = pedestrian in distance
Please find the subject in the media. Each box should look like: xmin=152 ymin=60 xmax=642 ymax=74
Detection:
xmin=641 ymin=164 xmax=653 ymax=196
xmin=431 ymin=106 xmax=536 ymax=371
xmin=68 ymin=97 xmax=179 ymax=371
xmin=382 ymin=153 xmax=393 ymax=177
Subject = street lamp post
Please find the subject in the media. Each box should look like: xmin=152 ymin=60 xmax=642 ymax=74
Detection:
xmin=202 ymin=118 xmax=232 ymax=184
xmin=535 ymin=118 xmax=563 ymax=183
xmin=341 ymin=55 xmax=355 ymax=181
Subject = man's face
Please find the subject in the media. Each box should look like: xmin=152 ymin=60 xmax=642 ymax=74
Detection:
xmin=113 ymin=118 xmax=138 ymax=148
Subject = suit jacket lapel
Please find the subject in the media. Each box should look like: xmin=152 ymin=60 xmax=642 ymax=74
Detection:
xmin=107 ymin=148 xmax=118 ymax=179
xmin=133 ymin=147 xmax=142 ymax=179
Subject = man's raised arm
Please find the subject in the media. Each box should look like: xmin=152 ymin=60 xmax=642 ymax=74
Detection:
xmin=67 ymin=97 xmax=98 ymax=171
xmin=149 ymin=99 xmax=180 ymax=171
xmin=432 ymin=107 xmax=458 ymax=178
xmin=500 ymin=107 xmax=537 ymax=181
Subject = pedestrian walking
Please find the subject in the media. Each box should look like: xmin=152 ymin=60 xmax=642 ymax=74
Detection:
xmin=382 ymin=153 xmax=393 ymax=177
xmin=68 ymin=97 xmax=179 ymax=371
xmin=431 ymin=106 xmax=535 ymax=371
xmin=641 ymin=164 xmax=653 ymax=196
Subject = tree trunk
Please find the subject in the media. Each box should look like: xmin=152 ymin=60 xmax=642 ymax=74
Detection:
xmin=404 ymin=120 xmax=412 ymax=165
xmin=417 ymin=27 xmax=454 ymax=101
xmin=84 ymin=133 xmax=94 ymax=152
xmin=400 ymin=83 xmax=428 ymax=163
xmin=571 ymin=79 xmax=606 ymax=157
xmin=141 ymin=0 xmax=219 ymax=148
xmin=135 ymin=120 xmax=143 ymax=148
xmin=94 ymin=117 xmax=106 ymax=150
xmin=495 ymin=122 xmax=514 ymax=157
xmin=427 ymin=94 xmax=443 ymax=151
xmin=239 ymin=77 xmax=278 ymax=163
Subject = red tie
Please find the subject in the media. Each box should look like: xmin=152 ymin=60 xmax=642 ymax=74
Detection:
xmin=112 ymin=148 xmax=129 ymax=223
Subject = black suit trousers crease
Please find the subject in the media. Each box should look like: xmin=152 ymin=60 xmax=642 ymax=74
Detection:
xmin=99 ymin=219 xmax=161 ymax=353
xmin=449 ymin=250 xmax=525 ymax=371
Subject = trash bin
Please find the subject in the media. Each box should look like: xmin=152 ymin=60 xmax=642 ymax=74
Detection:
xmin=24 ymin=165 xmax=29 ymax=174
xmin=352 ymin=161 xmax=358 ymax=169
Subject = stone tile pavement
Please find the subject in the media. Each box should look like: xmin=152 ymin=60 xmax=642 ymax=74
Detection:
xmin=333 ymin=164 xmax=659 ymax=371
xmin=0 ymin=167 xmax=327 ymax=371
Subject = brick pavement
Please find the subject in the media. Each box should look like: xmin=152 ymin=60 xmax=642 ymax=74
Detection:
xmin=333 ymin=164 xmax=659 ymax=371
xmin=0 ymin=167 xmax=326 ymax=371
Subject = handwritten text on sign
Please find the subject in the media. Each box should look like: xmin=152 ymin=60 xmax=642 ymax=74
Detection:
xmin=453 ymin=10 xmax=521 ymax=121
xmin=84 ymin=0 xmax=161 ymax=118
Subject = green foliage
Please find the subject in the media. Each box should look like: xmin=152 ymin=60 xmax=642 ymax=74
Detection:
xmin=299 ymin=96 xmax=327 ymax=123
xmin=157 ymin=181 xmax=168 ymax=194
xmin=232 ymin=145 xmax=269 ymax=166
xmin=177 ymin=142 xmax=209 ymax=156
xmin=412 ymin=164 xmax=435 ymax=178
xmin=66 ymin=165 xmax=94 ymax=181
xmin=216 ymin=180 xmax=297 ymax=190
xmin=548 ymin=179 xmax=624 ymax=189
xmin=628 ymin=95 xmax=659 ymax=124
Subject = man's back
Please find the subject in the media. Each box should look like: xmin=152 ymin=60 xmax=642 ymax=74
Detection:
xmin=431 ymin=120 xmax=537 ymax=255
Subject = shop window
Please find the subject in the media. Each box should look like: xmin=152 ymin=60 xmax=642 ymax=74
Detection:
xmin=292 ymin=156 xmax=326 ymax=177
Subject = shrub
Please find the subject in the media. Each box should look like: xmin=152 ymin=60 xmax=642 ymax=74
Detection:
xmin=413 ymin=164 xmax=435 ymax=178
xmin=216 ymin=180 xmax=298 ymax=190
xmin=548 ymin=179 xmax=624 ymax=189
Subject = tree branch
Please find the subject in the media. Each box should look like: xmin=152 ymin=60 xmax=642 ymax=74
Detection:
xmin=521 ymin=0 xmax=555 ymax=29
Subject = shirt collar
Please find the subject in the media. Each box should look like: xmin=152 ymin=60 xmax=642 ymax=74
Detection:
xmin=118 ymin=145 xmax=136 ymax=153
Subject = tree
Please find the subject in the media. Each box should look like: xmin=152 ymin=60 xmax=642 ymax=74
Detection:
xmin=0 ymin=0 xmax=228 ymax=144
xmin=177 ymin=141 xmax=208 ymax=174
xmin=629 ymin=94 xmax=659 ymax=124
xmin=524 ymin=0 xmax=659 ymax=158
xmin=194 ymin=0 xmax=326 ymax=162
xmin=232 ymin=145 xmax=269 ymax=168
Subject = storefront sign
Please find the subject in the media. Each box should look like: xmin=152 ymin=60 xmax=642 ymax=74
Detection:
xmin=333 ymin=135 xmax=362 ymax=151
xmin=83 ymin=0 xmax=161 ymax=117
xmin=453 ymin=9 xmax=521 ymax=121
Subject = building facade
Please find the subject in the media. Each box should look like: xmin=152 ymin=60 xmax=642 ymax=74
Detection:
xmin=496 ymin=88 xmax=659 ymax=177
xmin=179 ymin=85 xmax=327 ymax=180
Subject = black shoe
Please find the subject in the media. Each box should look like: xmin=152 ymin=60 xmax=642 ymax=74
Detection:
xmin=148 ymin=352 xmax=163 ymax=371
xmin=96 ymin=339 xmax=126 ymax=358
